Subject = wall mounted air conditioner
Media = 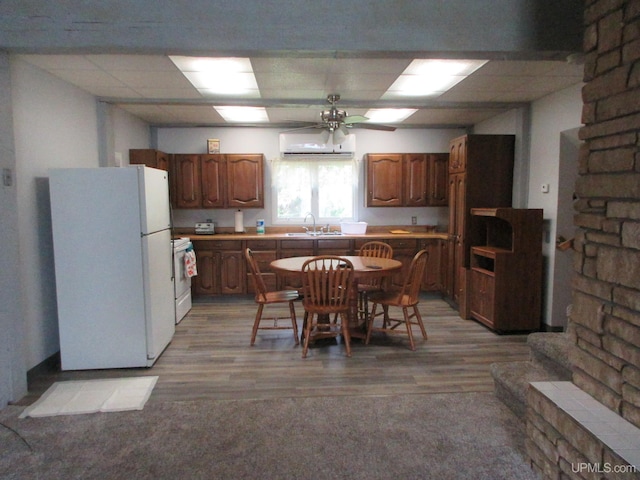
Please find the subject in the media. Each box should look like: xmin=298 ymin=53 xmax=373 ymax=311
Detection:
xmin=279 ymin=132 xmax=355 ymax=156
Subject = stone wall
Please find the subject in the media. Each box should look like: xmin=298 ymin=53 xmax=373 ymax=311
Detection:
xmin=572 ymin=0 xmax=640 ymax=428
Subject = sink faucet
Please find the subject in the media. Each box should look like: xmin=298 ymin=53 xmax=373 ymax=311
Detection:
xmin=303 ymin=213 xmax=321 ymax=235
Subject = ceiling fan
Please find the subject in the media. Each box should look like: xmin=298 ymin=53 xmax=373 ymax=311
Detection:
xmin=283 ymin=94 xmax=396 ymax=142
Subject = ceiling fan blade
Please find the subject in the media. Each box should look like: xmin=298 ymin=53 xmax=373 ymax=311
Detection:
xmin=343 ymin=115 xmax=369 ymax=124
xmin=352 ymin=123 xmax=397 ymax=132
xmin=280 ymin=123 xmax=325 ymax=133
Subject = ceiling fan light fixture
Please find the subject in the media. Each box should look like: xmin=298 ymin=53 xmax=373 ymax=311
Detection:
xmin=333 ymin=127 xmax=349 ymax=145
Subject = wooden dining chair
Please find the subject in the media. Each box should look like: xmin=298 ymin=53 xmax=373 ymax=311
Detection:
xmin=300 ymin=256 xmax=355 ymax=358
xmin=365 ymin=249 xmax=429 ymax=351
xmin=245 ymin=248 xmax=299 ymax=346
xmin=357 ymin=241 xmax=393 ymax=322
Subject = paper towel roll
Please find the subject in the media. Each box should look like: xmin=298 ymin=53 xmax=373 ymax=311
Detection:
xmin=234 ymin=210 xmax=244 ymax=233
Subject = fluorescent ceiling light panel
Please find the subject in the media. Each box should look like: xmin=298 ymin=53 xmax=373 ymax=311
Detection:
xmin=169 ymin=56 xmax=260 ymax=96
xmin=383 ymin=59 xmax=488 ymax=98
xmin=214 ymin=106 xmax=269 ymax=123
xmin=364 ymin=108 xmax=417 ymax=123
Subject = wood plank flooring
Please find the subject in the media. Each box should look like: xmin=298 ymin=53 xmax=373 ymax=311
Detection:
xmin=21 ymin=294 xmax=532 ymax=405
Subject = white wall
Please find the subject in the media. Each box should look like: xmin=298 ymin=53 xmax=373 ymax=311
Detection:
xmin=0 ymin=53 xmax=26 ymax=406
xmin=8 ymin=58 xmax=151 ymax=377
xmin=157 ymin=126 xmax=465 ymax=231
xmin=528 ymin=83 xmax=583 ymax=326
xmin=111 ymin=105 xmax=151 ymax=167
xmin=12 ymin=58 xmax=100 ymax=368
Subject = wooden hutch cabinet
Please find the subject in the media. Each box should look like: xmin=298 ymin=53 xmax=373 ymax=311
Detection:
xmin=446 ymin=134 xmax=515 ymax=316
xmin=171 ymin=153 xmax=264 ymax=209
xmin=469 ymin=208 xmax=543 ymax=332
xmin=365 ymin=153 xmax=448 ymax=207
xmin=129 ymin=149 xmax=169 ymax=171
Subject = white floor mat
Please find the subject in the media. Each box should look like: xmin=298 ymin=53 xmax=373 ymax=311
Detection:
xmin=20 ymin=376 xmax=158 ymax=418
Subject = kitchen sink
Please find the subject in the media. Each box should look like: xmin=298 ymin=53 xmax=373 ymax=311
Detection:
xmin=285 ymin=232 xmax=343 ymax=237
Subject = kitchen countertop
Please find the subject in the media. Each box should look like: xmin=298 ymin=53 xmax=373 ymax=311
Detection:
xmin=174 ymin=227 xmax=449 ymax=241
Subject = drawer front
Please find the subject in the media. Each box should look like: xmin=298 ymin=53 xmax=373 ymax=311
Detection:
xmin=251 ymin=250 xmax=277 ymax=272
xmin=386 ymin=238 xmax=419 ymax=250
xmin=316 ymin=239 xmax=351 ymax=251
xmin=280 ymin=239 xmax=314 ymax=250
xmin=192 ymin=240 xmax=243 ymax=250
xmin=247 ymin=239 xmax=277 ymax=250
xmin=280 ymin=248 xmax=314 ymax=258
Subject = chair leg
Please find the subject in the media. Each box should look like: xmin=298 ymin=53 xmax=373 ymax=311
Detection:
xmin=302 ymin=312 xmax=312 ymax=358
xmin=340 ymin=312 xmax=352 ymax=357
xmin=250 ymin=304 xmax=264 ymax=346
xmin=289 ymin=301 xmax=300 ymax=345
xmin=365 ymin=302 xmax=378 ymax=345
xmin=413 ymin=305 xmax=428 ymax=339
xmin=403 ymin=307 xmax=416 ymax=351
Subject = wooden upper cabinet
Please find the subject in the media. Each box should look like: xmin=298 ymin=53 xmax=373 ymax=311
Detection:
xmin=428 ymin=153 xmax=449 ymax=206
xmin=365 ymin=153 xmax=448 ymax=207
xmin=170 ymin=153 xmax=264 ymax=209
xmin=129 ymin=149 xmax=169 ymax=171
xmin=366 ymin=154 xmax=403 ymax=207
xmin=404 ymin=153 xmax=429 ymax=206
xmin=201 ymin=155 xmax=225 ymax=208
xmin=172 ymin=154 xmax=201 ymax=208
xmin=226 ymin=154 xmax=264 ymax=208
xmin=449 ymin=136 xmax=467 ymax=173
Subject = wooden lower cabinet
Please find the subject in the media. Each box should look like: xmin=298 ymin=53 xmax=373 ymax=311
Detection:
xmin=191 ymin=236 xmax=449 ymax=297
xmin=386 ymin=238 xmax=419 ymax=288
xmin=191 ymin=240 xmax=244 ymax=295
xmin=278 ymin=239 xmax=314 ymax=290
xmin=469 ymin=268 xmax=495 ymax=324
xmin=420 ymin=238 xmax=443 ymax=292
xmin=246 ymin=239 xmax=278 ymax=293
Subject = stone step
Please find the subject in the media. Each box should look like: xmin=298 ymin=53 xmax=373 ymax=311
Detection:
xmin=527 ymin=332 xmax=573 ymax=378
xmin=490 ymin=361 xmax=570 ymax=418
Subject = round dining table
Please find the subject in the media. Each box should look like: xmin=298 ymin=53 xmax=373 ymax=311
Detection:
xmin=270 ymin=255 xmax=402 ymax=338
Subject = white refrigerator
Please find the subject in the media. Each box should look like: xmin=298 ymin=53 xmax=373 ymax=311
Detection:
xmin=49 ymin=166 xmax=175 ymax=370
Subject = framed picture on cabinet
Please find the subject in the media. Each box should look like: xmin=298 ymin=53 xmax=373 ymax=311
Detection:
xmin=207 ymin=139 xmax=220 ymax=154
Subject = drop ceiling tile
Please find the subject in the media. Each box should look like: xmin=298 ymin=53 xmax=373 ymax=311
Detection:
xmin=134 ymin=88 xmax=203 ymax=100
xmin=47 ymin=69 xmax=125 ymax=88
xmin=18 ymin=54 xmax=100 ymax=70
xmin=86 ymin=54 xmax=178 ymax=71
xmin=474 ymin=60 xmax=558 ymax=76
xmin=108 ymin=70 xmax=194 ymax=89
xmin=255 ymin=72 xmax=327 ymax=90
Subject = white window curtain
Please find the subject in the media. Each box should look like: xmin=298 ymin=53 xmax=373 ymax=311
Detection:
xmin=272 ymin=156 xmax=357 ymax=223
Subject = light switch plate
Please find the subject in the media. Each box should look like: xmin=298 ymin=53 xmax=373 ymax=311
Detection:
xmin=541 ymin=183 xmax=550 ymax=193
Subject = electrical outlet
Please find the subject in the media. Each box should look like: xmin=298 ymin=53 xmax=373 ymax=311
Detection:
xmin=411 ymin=216 xmax=417 ymax=225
